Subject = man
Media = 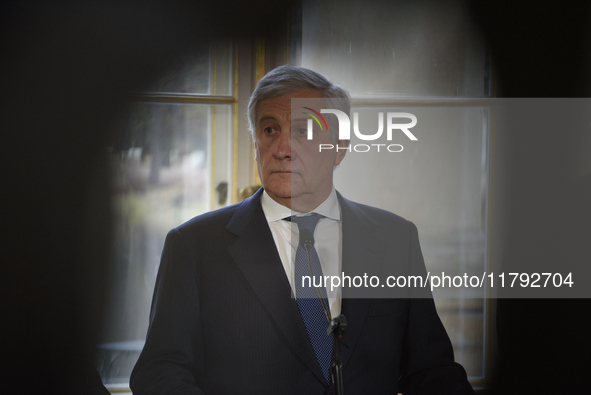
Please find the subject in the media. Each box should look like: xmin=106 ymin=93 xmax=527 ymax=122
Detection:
xmin=130 ymin=65 xmax=473 ymax=394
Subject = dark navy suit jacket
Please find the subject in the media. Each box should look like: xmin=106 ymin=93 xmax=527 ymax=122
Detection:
xmin=130 ymin=188 xmax=473 ymax=394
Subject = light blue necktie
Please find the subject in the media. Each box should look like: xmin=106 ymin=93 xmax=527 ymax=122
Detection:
xmin=288 ymin=214 xmax=333 ymax=382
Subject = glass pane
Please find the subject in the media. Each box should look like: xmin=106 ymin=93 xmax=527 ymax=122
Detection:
xmin=301 ymin=0 xmax=488 ymax=98
xmin=147 ymin=41 xmax=233 ymax=96
xmin=98 ymin=102 xmax=234 ymax=386
xmin=333 ymin=105 xmax=489 ymax=379
xmin=211 ymin=42 xmax=234 ymax=97
xmin=211 ymin=105 xmax=234 ymax=210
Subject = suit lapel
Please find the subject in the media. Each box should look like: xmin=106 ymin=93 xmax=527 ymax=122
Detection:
xmin=337 ymin=192 xmax=385 ymax=368
xmin=226 ymin=189 xmax=327 ymax=384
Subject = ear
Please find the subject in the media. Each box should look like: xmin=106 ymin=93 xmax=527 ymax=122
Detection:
xmin=334 ymin=139 xmax=350 ymax=166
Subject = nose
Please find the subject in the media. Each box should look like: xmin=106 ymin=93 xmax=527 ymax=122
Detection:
xmin=273 ymin=130 xmax=293 ymax=160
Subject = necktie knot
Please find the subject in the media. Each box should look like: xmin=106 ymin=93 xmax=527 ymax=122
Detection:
xmin=285 ymin=213 xmax=323 ymax=233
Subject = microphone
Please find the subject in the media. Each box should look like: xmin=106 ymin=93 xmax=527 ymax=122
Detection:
xmin=299 ymin=229 xmax=315 ymax=252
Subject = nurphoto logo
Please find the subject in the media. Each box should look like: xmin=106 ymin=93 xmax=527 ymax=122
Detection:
xmin=302 ymin=107 xmax=418 ymax=153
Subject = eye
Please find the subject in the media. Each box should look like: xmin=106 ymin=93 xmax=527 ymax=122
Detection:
xmin=296 ymin=128 xmax=308 ymax=136
xmin=263 ymin=126 xmax=276 ymax=135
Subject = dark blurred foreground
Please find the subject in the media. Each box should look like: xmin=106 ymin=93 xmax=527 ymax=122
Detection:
xmin=0 ymin=1 xmax=295 ymax=393
xmin=470 ymin=1 xmax=591 ymax=393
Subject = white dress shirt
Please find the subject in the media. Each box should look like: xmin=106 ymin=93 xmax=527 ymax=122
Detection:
xmin=260 ymin=189 xmax=342 ymax=317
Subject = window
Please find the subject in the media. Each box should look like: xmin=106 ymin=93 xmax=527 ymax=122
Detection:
xmin=295 ymin=0 xmax=492 ymax=387
xmin=97 ymin=40 xmax=256 ymax=391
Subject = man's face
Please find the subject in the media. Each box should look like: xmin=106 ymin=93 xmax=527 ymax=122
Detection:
xmin=254 ymin=88 xmax=347 ymax=211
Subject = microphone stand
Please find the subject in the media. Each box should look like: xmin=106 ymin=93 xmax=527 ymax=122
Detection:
xmin=328 ymin=314 xmax=347 ymax=395
xmin=301 ymin=229 xmax=347 ymax=395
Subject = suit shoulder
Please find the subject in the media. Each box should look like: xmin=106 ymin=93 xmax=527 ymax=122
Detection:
xmin=344 ymin=197 xmax=416 ymax=231
xmin=172 ymin=201 xmax=241 ymax=237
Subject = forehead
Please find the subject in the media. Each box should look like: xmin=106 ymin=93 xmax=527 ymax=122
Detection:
xmin=256 ymin=88 xmax=325 ymax=124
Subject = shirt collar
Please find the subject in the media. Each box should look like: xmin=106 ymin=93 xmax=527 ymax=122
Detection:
xmin=260 ymin=188 xmax=341 ymax=223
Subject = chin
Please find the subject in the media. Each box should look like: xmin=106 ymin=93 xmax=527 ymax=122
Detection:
xmin=264 ymin=185 xmax=292 ymax=199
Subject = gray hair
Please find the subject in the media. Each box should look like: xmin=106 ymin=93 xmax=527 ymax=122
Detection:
xmin=247 ymin=65 xmax=351 ymax=140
